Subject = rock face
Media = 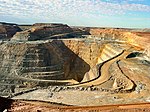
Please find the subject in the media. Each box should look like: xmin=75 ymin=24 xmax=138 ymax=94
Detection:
xmin=12 ymin=23 xmax=89 ymax=41
xmin=90 ymin=28 xmax=150 ymax=57
xmin=0 ymin=22 xmax=21 ymax=40
xmin=1 ymin=38 xmax=121 ymax=96
xmin=11 ymin=30 xmax=39 ymax=41
xmin=0 ymin=39 xmax=103 ymax=92
xmin=11 ymin=24 xmax=74 ymax=41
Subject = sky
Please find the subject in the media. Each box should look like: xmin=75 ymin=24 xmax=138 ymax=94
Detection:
xmin=0 ymin=0 xmax=150 ymax=28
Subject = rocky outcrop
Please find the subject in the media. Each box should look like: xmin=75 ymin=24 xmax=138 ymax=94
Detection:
xmin=0 ymin=23 xmax=21 ymax=40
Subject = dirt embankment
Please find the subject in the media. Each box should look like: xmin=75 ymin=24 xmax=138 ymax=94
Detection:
xmin=1 ymin=97 xmax=150 ymax=112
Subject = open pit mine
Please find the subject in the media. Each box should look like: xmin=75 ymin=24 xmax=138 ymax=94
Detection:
xmin=0 ymin=22 xmax=150 ymax=112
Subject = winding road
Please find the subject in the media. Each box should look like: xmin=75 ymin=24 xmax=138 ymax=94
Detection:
xmin=12 ymin=48 xmax=133 ymax=89
xmin=68 ymin=50 xmax=130 ymax=87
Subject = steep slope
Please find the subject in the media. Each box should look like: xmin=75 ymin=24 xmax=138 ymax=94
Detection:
xmin=0 ymin=23 xmax=21 ymax=40
xmin=90 ymin=28 xmax=150 ymax=57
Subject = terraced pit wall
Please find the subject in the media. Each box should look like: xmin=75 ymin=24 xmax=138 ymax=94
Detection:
xmin=0 ymin=38 xmax=135 ymax=96
xmin=90 ymin=29 xmax=150 ymax=58
xmin=0 ymin=39 xmax=103 ymax=91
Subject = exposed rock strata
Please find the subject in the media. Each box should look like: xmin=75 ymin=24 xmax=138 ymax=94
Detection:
xmin=90 ymin=29 xmax=150 ymax=57
xmin=0 ymin=23 xmax=21 ymax=40
xmin=12 ymin=24 xmax=73 ymax=41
